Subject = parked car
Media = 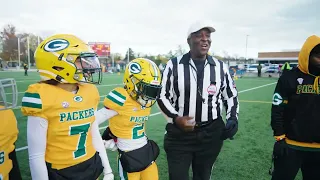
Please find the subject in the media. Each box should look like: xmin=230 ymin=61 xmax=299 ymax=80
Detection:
xmin=290 ymin=62 xmax=298 ymax=69
xmin=266 ymin=65 xmax=280 ymax=73
xmin=246 ymin=64 xmax=267 ymax=73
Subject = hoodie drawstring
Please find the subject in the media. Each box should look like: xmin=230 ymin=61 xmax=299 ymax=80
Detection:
xmin=314 ymin=76 xmax=320 ymax=94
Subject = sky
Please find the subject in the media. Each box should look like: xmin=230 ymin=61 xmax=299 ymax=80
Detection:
xmin=0 ymin=0 xmax=319 ymax=59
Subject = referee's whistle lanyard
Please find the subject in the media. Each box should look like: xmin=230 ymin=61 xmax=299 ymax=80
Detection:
xmin=189 ymin=61 xmax=215 ymax=104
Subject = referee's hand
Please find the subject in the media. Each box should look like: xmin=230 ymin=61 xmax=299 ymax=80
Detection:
xmin=174 ymin=116 xmax=195 ymax=132
xmin=221 ymin=119 xmax=238 ymax=140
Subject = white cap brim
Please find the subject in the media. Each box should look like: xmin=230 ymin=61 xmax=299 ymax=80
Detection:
xmin=187 ymin=21 xmax=216 ymax=38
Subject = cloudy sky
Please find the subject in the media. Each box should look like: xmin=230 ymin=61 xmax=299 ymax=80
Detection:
xmin=0 ymin=0 xmax=319 ymax=58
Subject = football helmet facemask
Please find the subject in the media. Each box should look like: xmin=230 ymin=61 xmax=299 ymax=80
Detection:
xmin=123 ymin=58 xmax=162 ymax=108
xmin=0 ymin=78 xmax=18 ymax=110
xmin=34 ymin=34 xmax=102 ymax=84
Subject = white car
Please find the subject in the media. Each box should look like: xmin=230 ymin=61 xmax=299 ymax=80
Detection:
xmin=246 ymin=64 xmax=267 ymax=73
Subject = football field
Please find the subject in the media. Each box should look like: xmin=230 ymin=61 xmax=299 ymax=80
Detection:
xmin=1 ymin=71 xmax=301 ymax=180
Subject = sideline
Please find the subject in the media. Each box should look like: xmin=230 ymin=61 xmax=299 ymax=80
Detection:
xmin=239 ymin=100 xmax=271 ymax=104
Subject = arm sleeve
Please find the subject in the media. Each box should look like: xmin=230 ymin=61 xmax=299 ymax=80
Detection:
xmin=156 ymin=60 xmax=179 ymax=122
xmin=91 ymin=120 xmax=113 ymax=175
xmin=95 ymin=107 xmax=118 ymax=125
xmin=271 ymin=74 xmax=290 ymax=136
xmin=221 ymin=64 xmax=239 ymax=121
xmin=27 ymin=116 xmax=49 ymax=180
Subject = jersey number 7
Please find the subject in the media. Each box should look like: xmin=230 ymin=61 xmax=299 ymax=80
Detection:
xmin=69 ymin=123 xmax=91 ymax=159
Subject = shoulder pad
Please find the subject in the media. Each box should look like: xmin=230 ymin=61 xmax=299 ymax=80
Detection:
xmin=80 ymin=83 xmax=100 ymax=101
xmin=21 ymin=84 xmax=44 ymax=117
xmin=0 ymin=108 xmax=18 ymax=136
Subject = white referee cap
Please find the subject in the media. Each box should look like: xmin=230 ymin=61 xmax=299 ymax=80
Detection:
xmin=187 ymin=20 xmax=216 ymax=39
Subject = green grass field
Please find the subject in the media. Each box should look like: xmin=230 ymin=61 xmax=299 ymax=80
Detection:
xmin=0 ymin=71 xmax=302 ymax=180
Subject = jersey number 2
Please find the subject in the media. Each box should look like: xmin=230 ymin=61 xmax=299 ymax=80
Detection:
xmin=132 ymin=123 xmax=145 ymax=139
xmin=69 ymin=123 xmax=90 ymax=159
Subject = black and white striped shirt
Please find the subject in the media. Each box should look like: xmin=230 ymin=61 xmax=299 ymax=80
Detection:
xmin=157 ymin=52 xmax=239 ymax=124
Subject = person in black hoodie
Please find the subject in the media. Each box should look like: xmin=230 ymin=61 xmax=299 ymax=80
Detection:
xmin=271 ymin=35 xmax=320 ymax=180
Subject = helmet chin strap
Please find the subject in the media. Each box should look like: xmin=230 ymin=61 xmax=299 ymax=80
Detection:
xmin=137 ymin=96 xmax=153 ymax=108
xmin=132 ymin=81 xmax=155 ymax=108
xmin=137 ymin=97 xmax=148 ymax=106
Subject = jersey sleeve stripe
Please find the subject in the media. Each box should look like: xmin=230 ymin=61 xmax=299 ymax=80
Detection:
xmin=22 ymin=102 xmax=42 ymax=109
xmin=24 ymin=92 xmax=40 ymax=99
xmin=111 ymin=90 xmax=126 ymax=101
xmin=106 ymin=93 xmax=124 ymax=106
xmin=22 ymin=97 xmax=42 ymax=109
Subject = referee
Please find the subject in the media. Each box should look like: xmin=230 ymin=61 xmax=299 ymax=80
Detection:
xmin=157 ymin=21 xmax=239 ymax=180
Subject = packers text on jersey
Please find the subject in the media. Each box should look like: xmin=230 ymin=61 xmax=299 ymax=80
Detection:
xmin=129 ymin=116 xmax=149 ymax=123
xmin=59 ymin=108 xmax=95 ymax=122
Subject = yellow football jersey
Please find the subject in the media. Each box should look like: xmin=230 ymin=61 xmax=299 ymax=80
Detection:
xmin=21 ymin=83 xmax=100 ymax=170
xmin=104 ymin=87 xmax=151 ymax=139
xmin=0 ymin=107 xmax=19 ymax=180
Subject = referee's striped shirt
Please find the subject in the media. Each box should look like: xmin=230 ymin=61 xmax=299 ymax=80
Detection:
xmin=157 ymin=52 xmax=239 ymax=124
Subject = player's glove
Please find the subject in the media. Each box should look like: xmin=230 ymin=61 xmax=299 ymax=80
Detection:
xmin=103 ymin=165 xmax=114 ymax=180
xmin=273 ymin=138 xmax=288 ymax=158
xmin=104 ymin=139 xmax=118 ymax=151
xmin=103 ymin=172 xmax=114 ymax=180
xmin=102 ymin=126 xmax=116 ymax=140
xmin=221 ymin=119 xmax=238 ymax=140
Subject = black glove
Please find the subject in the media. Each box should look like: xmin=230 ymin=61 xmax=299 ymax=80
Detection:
xmin=102 ymin=126 xmax=116 ymax=140
xmin=221 ymin=119 xmax=238 ymax=140
xmin=273 ymin=139 xmax=288 ymax=158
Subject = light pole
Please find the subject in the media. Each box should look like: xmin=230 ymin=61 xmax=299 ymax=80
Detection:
xmin=127 ymin=48 xmax=129 ymax=63
xmin=245 ymin=35 xmax=249 ymax=63
xmin=18 ymin=37 xmax=21 ymax=69
xmin=27 ymin=36 xmax=30 ymax=69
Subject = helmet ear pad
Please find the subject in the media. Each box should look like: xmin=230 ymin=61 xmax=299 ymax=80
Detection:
xmin=49 ymin=59 xmax=77 ymax=82
xmin=125 ymin=75 xmax=140 ymax=100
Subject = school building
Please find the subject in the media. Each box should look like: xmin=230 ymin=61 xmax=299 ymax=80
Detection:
xmin=255 ymin=50 xmax=299 ymax=64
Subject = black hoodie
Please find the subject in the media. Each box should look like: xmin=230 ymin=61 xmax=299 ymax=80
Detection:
xmin=271 ymin=35 xmax=320 ymax=151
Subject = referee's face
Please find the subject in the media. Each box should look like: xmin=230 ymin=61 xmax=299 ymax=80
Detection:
xmin=189 ymin=28 xmax=211 ymax=58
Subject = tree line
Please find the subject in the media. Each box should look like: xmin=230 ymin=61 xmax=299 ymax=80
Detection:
xmin=0 ymin=24 xmax=252 ymax=67
xmin=0 ymin=24 xmax=42 ymax=66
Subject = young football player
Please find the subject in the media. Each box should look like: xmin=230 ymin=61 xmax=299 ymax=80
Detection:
xmin=95 ymin=58 xmax=162 ymax=180
xmin=21 ymin=34 xmax=114 ymax=180
xmin=0 ymin=78 xmax=22 ymax=180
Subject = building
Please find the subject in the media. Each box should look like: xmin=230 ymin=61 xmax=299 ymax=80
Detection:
xmin=256 ymin=50 xmax=299 ymax=64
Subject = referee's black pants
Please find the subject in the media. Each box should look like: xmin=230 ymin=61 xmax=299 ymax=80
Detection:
xmin=272 ymin=147 xmax=320 ymax=180
xmin=164 ymin=118 xmax=224 ymax=180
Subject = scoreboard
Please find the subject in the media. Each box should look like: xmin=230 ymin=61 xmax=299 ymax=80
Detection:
xmin=88 ymin=42 xmax=110 ymax=57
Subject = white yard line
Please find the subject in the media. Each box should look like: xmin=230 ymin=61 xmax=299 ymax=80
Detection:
xmin=12 ymin=74 xmax=120 ymax=82
xmin=15 ymin=82 xmax=276 ymax=152
xmin=7 ymin=84 xmax=122 ymax=96
xmin=15 ymin=80 xmax=40 ymax=83
xmin=97 ymin=83 xmax=122 ymax=87
xmin=237 ymin=82 xmax=276 ymax=93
